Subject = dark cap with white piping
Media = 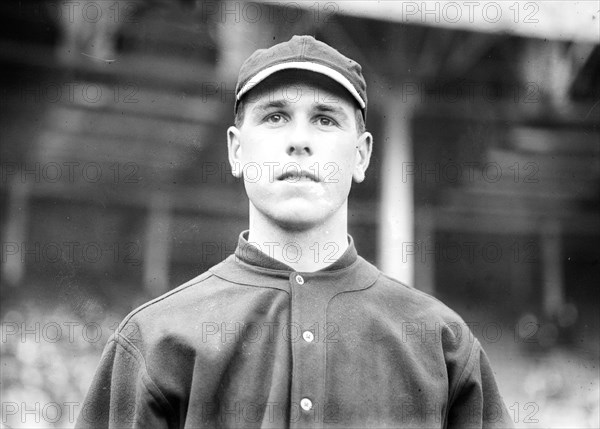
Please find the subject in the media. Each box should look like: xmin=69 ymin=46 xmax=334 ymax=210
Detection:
xmin=235 ymin=35 xmax=367 ymax=120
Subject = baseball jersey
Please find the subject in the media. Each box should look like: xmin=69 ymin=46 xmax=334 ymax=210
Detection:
xmin=76 ymin=231 xmax=513 ymax=428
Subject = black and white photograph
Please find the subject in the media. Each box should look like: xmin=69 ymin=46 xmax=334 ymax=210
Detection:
xmin=1 ymin=1 xmax=599 ymax=428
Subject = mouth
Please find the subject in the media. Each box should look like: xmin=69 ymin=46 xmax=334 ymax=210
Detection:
xmin=277 ymin=171 xmax=319 ymax=182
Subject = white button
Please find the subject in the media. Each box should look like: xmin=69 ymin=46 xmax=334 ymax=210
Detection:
xmin=302 ymin=331 xmax=314 ymax=342
xmin=295 ymin=275 xmax=304 ymax=285
xmin=300 ymin=398 xmax=313 ymax=411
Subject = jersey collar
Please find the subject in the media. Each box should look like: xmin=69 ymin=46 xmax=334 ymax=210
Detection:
xmin=233 ymin=230 xmax=358 ymax=272
xmin=209 ymin=230 xmax=379 ymax=294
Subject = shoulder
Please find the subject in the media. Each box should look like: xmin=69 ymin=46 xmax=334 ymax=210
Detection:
xmin=121 ymin=271 xmax=213 ymax=326
xmin=370 ymin=266 xmax=483 ymax=370
xmin=114 ymin=257 xmax=240 ymax=336
xmin=355 ymin=260 xmax=477 ymax=351
xmin=112 ymin=255 xmax=288 ymax=344
xmin=365 ymin=262 xmax=467 ymax=327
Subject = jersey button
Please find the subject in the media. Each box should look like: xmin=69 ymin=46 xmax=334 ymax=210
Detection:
xmin=295 ymin=274 xmax=305 ymax=285
xmin=302 ymin=331 xmax=314 ymax=343
xmin=300 ymin=398 xmax=313 ymax=411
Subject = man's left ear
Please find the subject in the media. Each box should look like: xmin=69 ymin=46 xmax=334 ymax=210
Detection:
xmin=352 ymin=132 xmax=373 ymax=183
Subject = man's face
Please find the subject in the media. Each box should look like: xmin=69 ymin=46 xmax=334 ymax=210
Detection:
xmin=227 ymin=75 xmax=372 ymax=231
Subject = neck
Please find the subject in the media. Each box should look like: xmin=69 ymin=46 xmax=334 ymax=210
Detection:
xmin=247 ymin=204 xmax=349 ymax=272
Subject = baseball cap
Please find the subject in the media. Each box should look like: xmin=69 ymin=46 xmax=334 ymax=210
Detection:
xmin=235 ymin=35 xmax=367 ymax=120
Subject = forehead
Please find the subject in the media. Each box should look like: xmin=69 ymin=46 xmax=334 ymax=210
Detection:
xmin=241 ymin=70 xmax=359 ymax=111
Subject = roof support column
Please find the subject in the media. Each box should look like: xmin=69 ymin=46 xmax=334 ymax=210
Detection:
xmin=541 ymin=219 xmax=565 ymax=318
xmin=144 ymin=193 xmax=172 ymax=296
xmin=378 ymin=94 xmax=424 ymax=289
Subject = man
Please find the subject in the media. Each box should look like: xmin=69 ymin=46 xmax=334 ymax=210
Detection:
xmin=77 ymin=35 xmax=513 ymax=428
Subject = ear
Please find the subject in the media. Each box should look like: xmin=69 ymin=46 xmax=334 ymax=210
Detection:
xmin=227 ymin=126 xmax=243 ymax=178
xmin=352 ymin=131 xmax=373 ymax=183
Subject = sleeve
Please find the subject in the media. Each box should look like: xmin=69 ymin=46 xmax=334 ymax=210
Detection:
xmin=75 ymin=331 xmax=175 ymax=429
xmin=446 ymin=341 xmax=514 ymax=429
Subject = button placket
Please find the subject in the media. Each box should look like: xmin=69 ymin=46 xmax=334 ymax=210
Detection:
xmin=289 ymin=272 xmax=328 ymax=427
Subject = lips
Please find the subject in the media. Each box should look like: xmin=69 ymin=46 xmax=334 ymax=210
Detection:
xmin=277 ymin=171 xmax=319 ymax=182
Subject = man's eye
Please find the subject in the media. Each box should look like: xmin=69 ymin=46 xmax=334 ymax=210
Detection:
xmin=317 ymin=116 xmax=336 ymax=127
xmin=266 ymin=114 xmax=285 ymax=123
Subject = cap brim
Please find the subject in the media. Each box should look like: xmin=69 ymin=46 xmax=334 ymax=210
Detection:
xmin=236 ymin=61 xmax=366 ymax=109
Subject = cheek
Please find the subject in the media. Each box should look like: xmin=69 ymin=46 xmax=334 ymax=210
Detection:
xmin=239 ymin=139 xmax=270 ymax=172
xmin=240 ymin=130 xmax=281 ymax=158
xmin=325 ymin=145 xmax=358 ymax=180
xmin=239 ymin=145 xmax=277 ymax=186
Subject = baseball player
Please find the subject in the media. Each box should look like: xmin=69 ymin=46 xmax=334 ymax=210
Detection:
xmin=77 ymin=35 xmax=513 ymax=428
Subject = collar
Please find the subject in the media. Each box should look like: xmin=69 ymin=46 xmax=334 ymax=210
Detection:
xmin=209 ymin=231 xmax=380 ymax=295
xmin=234 ymin=230 xmax=358 ymax=272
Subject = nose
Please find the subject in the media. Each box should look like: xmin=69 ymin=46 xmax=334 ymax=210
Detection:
xmin=286 ymin=120 xmax=312 ymax=156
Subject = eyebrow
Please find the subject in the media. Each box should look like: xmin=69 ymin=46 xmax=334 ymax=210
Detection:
xmin=249 ymin=98 xmax=350 ymax=122
xmin=250 ymin=99 xmax=289 ymax=115
xmin=312 ymin=103 xmax=348 ymax=119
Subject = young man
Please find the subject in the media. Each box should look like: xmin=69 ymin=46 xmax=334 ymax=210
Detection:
xmin=77 ymin=35 xmax=512 ymax=428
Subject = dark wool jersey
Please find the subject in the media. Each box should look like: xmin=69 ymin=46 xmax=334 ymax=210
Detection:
xmin=76 ymin=232 xmax=513 ymax=428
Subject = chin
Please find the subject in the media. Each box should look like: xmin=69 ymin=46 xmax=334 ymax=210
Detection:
xmin=259 ymin=200 xmax=336 ymax=231
xmin=279 ymin=214 xmax=329 ymax=231
xmin=270 ymin=208 xmax=326 ymax=232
